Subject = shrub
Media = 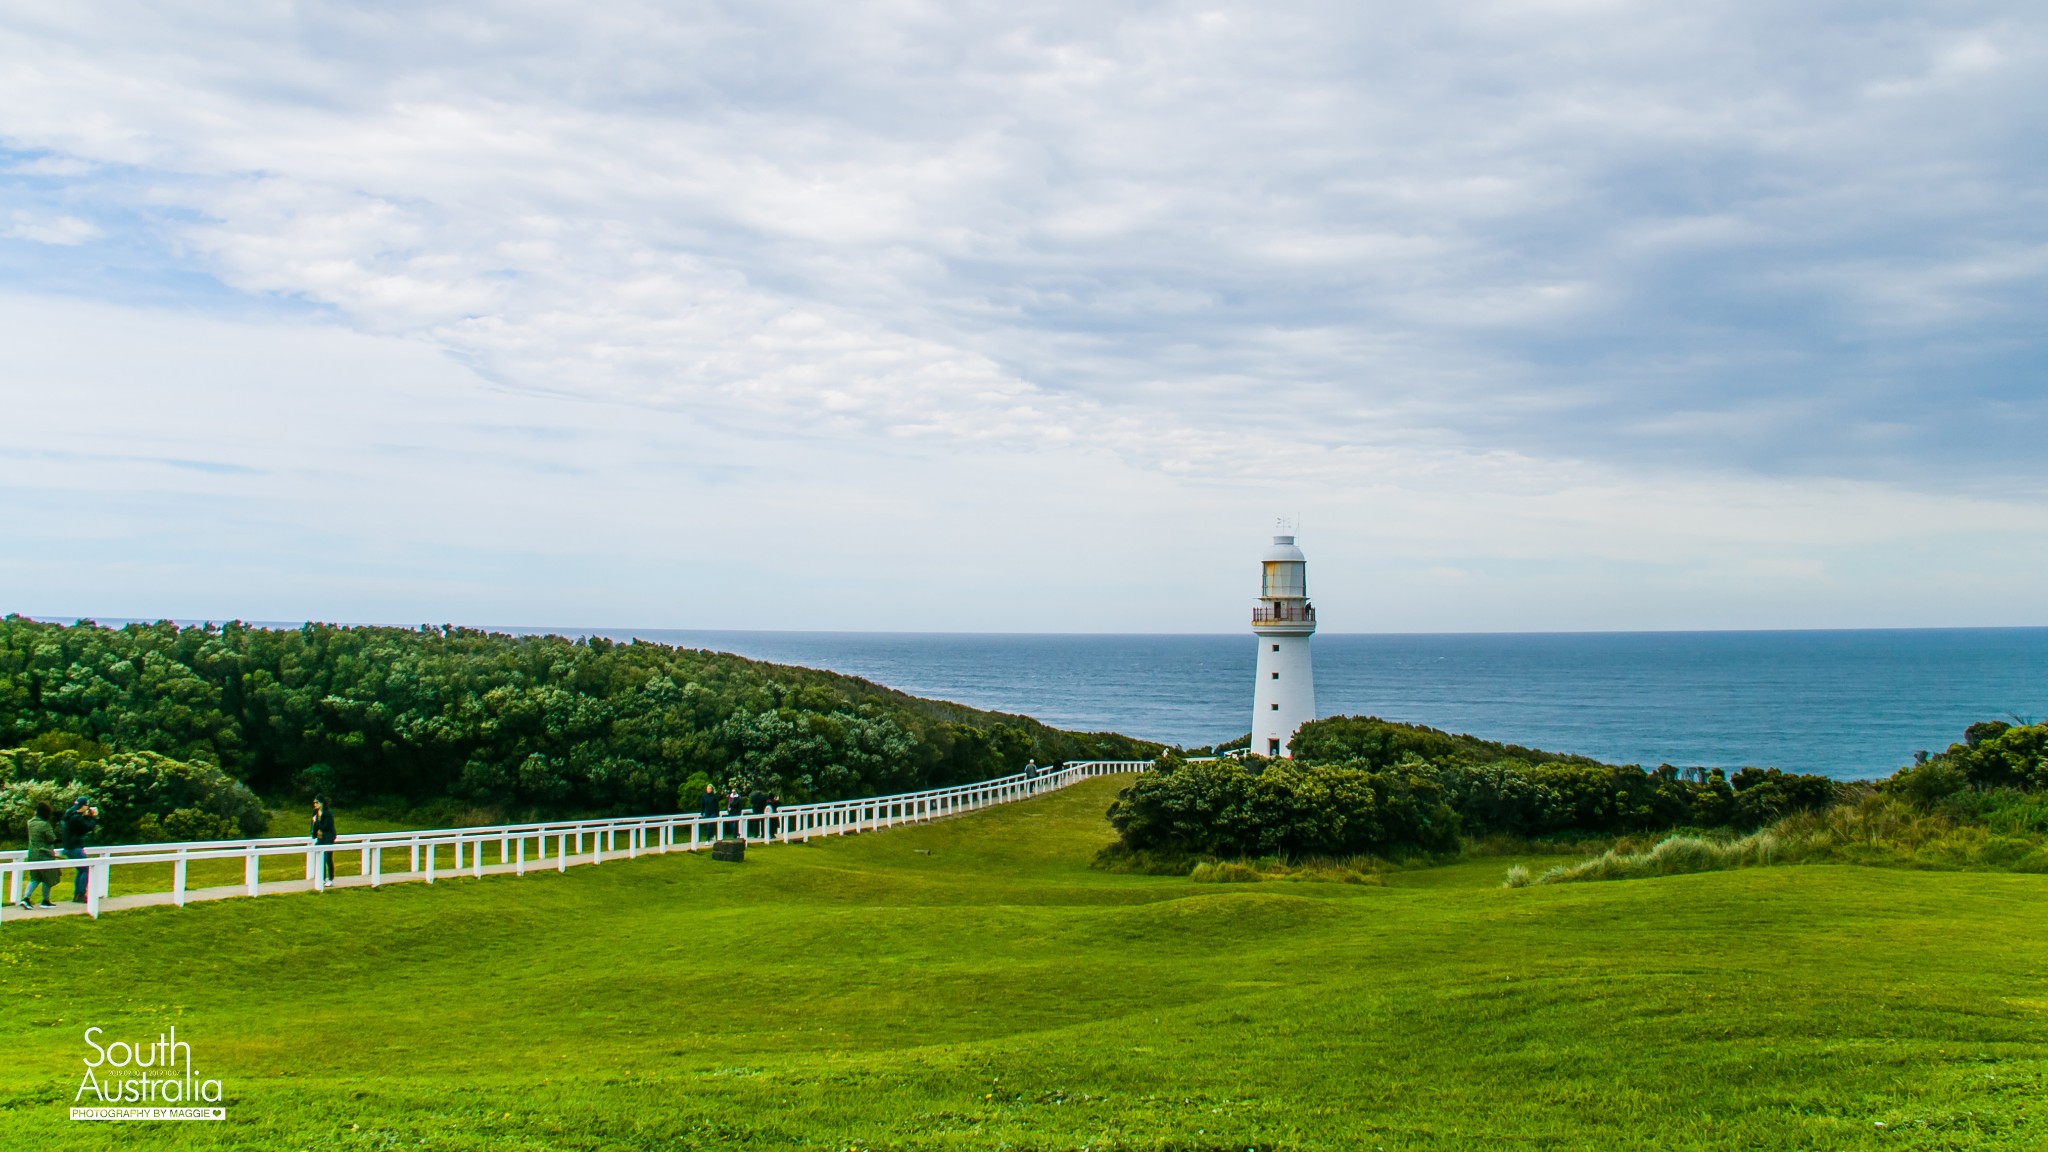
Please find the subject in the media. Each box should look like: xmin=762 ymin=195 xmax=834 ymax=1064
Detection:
xmin=1290 ymin=716 xmax=1598 ymax=771
xmin=1941 ymin=787 xmax=2048 ymax=835
xmin=1728 ymin=767 xmax=1841 ymax=827
xmin=138 ymin=808 xmax=244 ymax=842
xmin=0 ymin=747 xmax=268 ymax=841
xmin=1928 ymin=721 xmax=2048 ymax=791
xmin=1884 ymin=758 xmax=1969 ymax=806
xmin=1106 ymin=754 xmax=1458 ymax=859
xmin=0 ymin=776 xmax=89 ymax=837
xmin=1289 ymin=716 xmax=1838 ymax=840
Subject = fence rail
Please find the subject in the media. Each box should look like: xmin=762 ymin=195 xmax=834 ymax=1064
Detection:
xmin=2 ymin=760 xmax=1152 ymax=923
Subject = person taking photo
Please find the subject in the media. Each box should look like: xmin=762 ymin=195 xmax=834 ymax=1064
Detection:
xmin=61 ymin=796 xmax=98 ymax=904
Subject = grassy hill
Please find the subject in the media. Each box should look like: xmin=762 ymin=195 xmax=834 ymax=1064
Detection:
xmin=2 ymin=775 xmax=2043 ymax=1150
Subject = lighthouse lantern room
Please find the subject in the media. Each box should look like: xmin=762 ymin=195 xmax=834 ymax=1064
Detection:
xmin=1251 ymin=531 xmax=1317 ymax=757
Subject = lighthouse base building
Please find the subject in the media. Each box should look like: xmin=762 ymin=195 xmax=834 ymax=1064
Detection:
xmin=1250 ymin=533 xmax=1317 ymax=757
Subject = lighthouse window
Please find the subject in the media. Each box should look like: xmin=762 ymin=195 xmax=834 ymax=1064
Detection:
xmin=1271 ymin=672 xmax=1279 ymax=679
xmin=1268 ymin=739 xmax=1280 ymax=755
xmin=1271 ymin=703 xmax=1279 ymax=710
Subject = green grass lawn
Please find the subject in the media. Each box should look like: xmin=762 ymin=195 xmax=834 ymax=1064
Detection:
xmin=2 ymin=775 xmax=2044 ymax=1150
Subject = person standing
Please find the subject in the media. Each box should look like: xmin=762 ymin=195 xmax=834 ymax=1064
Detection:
xmin=61 ymin=796 xmax=98 ymax=904
xmin=20 ymin=801 xmax=60 ymax=909
xmin=724 ymin=789 xmax=743 ymax=839
xmin=309 ymin=797 xmax=337 ymax=883
xmin=696 ymin=784 xmax=721 ymax=839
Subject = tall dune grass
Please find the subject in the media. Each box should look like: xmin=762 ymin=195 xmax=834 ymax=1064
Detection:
xmin=1524 ymin=789 xmax=2048 ymax=885
xmin=1189 ymin=857 xmax=1386 ymax=885
xmin=1534 ymin=831 xmax=1780 ymax=884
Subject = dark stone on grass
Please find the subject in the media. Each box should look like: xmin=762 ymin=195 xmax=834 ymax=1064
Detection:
xmin=710 ymin=839 xmax=745 ymax=863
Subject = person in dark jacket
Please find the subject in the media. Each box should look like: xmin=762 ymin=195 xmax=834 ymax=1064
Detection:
xmin=309 ymin=797 xmax=337 ymax=882
xmin=61 ymin=797 xmax=98 ymax=903
xmin=767 ymin=793 xmax=782 ymax=838
xmin=21 ymin=801 xmax=60 ymax=909
xmin=696 ymin=784 xmax=721 ymax=841
xmin=724 ymin=789 xmax=744 ymax=839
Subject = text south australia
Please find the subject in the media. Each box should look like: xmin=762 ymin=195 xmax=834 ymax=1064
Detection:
xmin=71 ymin=1025 xmax=226 ymax=1121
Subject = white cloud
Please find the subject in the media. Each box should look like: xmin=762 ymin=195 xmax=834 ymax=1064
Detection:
xmin=0 ymin=2 xmax=2043 ymax=627
xmin=2 ymin=293 xmax=2044 ymax=631
xmin=5 ymin=210 xmax=102 ymax=244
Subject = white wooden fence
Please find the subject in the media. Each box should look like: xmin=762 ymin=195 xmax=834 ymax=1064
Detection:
xmin=1 ymin=760 xmax=1151 ymax=923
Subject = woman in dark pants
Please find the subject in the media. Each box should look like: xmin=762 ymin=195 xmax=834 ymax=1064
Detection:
xmin=697 ymin=784 xmax=721 ymax=841
xmin=309 ymin=797 xmax=337 ymax=882
xmin=20 ymin=801 xmax=60 ymax=909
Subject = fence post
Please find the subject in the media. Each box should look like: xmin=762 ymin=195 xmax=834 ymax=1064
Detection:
xmin=87 ymin=862 xmax=104 ymax=918
xmin=516 ymin=836 xmax=526 ymax=876
xmin=472 ymin=837 xmax=484 ymax=879
xmin=425 ymin=841 xmax=436 ymax=885
xmin=245 ymin=847 xmax=259 ymax=896
xmin=371 ymin=845 xmax=382 ymax=888
xmin=173 ymin=851 xmax=187 ymax=907
xmin=557 ymin=833 xmax=567 ymax=872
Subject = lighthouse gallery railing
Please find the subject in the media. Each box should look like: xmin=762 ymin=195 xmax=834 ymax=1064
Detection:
xmin=0 ymin=760 xmax=1153 ymax=923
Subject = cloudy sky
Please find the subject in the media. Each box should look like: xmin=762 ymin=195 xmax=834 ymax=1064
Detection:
xmin=2 ymin=1 xmax=2044 ymax=633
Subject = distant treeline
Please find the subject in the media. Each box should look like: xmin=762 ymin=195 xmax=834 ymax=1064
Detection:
xmin=0 ymin=617 xmax=1159 ymax=829
xmin=1108 ymin=715 xmax=1844 ymax=861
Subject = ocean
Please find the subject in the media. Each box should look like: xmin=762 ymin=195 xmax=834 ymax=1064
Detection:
xmin=580 ymin=628 xmax=2048 ymax=781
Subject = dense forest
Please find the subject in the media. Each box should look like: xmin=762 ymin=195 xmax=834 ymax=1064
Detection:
xmin=0 ymin=616 xmax=1158 ymax=836
xmin=1108 ymin=715 xmax=1846 ymax=861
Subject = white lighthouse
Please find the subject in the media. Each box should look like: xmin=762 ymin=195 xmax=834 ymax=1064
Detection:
xmin=1251 ymin=530 xmax=1317 ymax=757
